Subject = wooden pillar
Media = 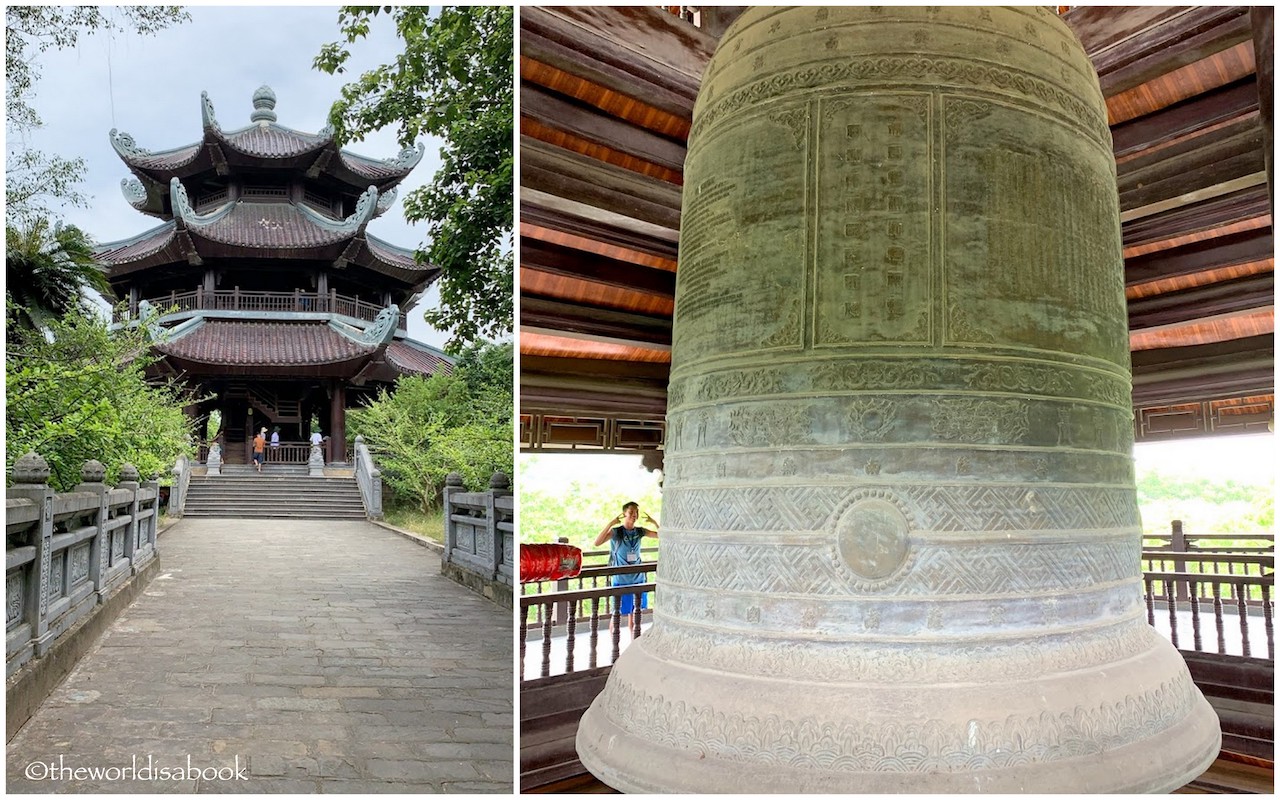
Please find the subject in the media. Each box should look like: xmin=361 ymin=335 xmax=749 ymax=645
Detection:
xmin=203 ymin=268 xmax=216 ymax=293
xmin=329 ymin=381 xmax=347 ymax=463
xmin=1252 ymin=7 xmax=1274 ymax=210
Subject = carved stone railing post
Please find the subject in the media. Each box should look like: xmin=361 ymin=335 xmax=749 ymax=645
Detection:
xmin=487 ymin=472 xmax=511 ymax=580
xmin=308 ymin=442 xmax=325 ymax=477
xmin=10 ymin=454 xmax=55 ymax=653
xmin=135 ymin=472 xmax=159 ymax=569
xmin=72 ymin=460 xmax=110 ymax=602
xmin=206 ymin=442 xmax=222 ymax=476
xmin=352 ymin=435 xmax=383 ymax=518
xmin=170 ymin=453 xmax=190 ymax=516
xmin=117 ymin=464 xmax=140 ymax=571
xmin=442 ymin=472 xmax=464 ymax=564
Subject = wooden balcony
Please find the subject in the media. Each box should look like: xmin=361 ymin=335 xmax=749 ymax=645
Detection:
xmin=114 ymin=288 xmax=406 ymax=329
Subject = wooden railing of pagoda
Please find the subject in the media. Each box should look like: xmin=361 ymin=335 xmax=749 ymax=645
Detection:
xmin=523 ymin=544 xmax=659 ymax=627
xmin=115 ymin=289 xmax=405 ymax=329
xmin=520 ymin=567 xmax=656 ymax=682
xmin=1142 ymin=526 xmax=1275 ymax=660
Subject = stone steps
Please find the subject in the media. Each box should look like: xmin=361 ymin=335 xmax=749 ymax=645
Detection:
xmin=184 ymin=474 xmax=367 ymax=519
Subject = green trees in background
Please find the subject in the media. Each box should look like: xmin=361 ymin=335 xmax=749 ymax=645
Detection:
xmin=6 ymin=218 xmax=112 ymax=330
xmin=349 ymin=342 xmax=513 ymax=513
xmin=1137 ymin=468 xmax=1273 ymax=540
xmin=315 ymin=6 xmax=514 ymax=350
xmin=6 ymin=307 xmax=192 ymax=491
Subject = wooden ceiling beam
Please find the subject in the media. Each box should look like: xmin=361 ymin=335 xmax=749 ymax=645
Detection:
xmin=520 ymin=6 xmax=713 ymax=122
xmin=1064 ymin=7 xmax=1188 ymax=58
xmin=1119 ymin=142 xmax=1265 ymax=214
xmin=520 ymin=295 xmax=673 ymax=349
xmin=1251 ymin=7 xmax=1274 ymax=208
xmin=520 ymin=203 xmax=679 ymax=262
xmin=1066 ymin=6 xmax=1255 ymax=97
xmin=521 ymin=238 xmax=676 ymax=300
xmin=1131 ymin=333 xmax=1274 ymax=406
xmin=1122 ymin=184 xmax=1270 ymax=248
xmin=1117 ymin=114 xmax=1259 ymax=184
xmin=1125 ymin=227 xmax=1273 ymax=286
xmin=1111 ymin=76 xmax=1259 ymax=159
xmin=1128 ymin=273 xmax=1275 ymax=330
xmin=521 ymin=83 xmax=688 ymax=174
xmin=522 ymin=135 xmax=682 ymax=233
xmin=521 ymin=354 xmax=670 ymax=417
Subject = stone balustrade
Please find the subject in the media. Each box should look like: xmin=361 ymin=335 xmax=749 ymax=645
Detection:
xmin=6 ymin=454 xmax=159 ymax=678
xmin=442 ymin=471 xmax=514 ymax=605
xmin=353 ymin=435 xmax=383 ymax=518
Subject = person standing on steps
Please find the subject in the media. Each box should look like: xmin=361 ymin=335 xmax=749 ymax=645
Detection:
xmin=594 ymin=502 xmax=659 ymax=633
xmin=310 ymin=429 xmax=325 ymax=465
xmin=269 ymin=427 xmax=281 ymax=462
xmin=252 ymin=427 xmax=267 ymax=473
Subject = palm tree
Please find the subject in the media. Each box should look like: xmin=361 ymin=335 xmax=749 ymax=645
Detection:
xmin=6 ymin=217 xmax=113 ymax=329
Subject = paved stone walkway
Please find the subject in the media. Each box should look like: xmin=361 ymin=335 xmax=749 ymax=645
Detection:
xmin=6 ymin=518 xmax=512 ymax=793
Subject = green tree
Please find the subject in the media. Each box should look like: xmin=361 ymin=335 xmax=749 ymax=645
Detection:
xmin=6 ymin=304 xmax=193 ymax=491
xmin=315 ymin=6 xmax=514 ymax=350
xmin=6 ymin=218 xmax=113 ymax=330
xmin=349 ymin=342 xmax=513 ymax=512
xmin=6 ymin=6 xmax=188 ymax=224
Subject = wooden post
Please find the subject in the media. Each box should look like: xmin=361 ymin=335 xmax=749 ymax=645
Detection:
xmin=554 ymin=536 xmax=571 ymax=625
xmin=1252 ymin=7 xmax=1274 ymax=209
xmin=329 ymin=381 xmax=346 ymax=463
xmin=1171 ymin=520 xmax=1189 ymax=603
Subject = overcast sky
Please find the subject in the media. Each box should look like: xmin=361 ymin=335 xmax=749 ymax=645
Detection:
xmin=11 ymin=5 xmax=454 ymax=350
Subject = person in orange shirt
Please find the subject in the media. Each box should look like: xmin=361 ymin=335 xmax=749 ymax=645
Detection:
xmin=252 ymin=427 xmax=267 ymax=473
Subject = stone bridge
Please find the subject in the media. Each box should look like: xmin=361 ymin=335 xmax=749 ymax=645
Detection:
xmin=6 ymin=514 xmax=512 ymax=793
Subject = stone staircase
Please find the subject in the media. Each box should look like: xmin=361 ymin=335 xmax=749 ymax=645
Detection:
xmin=183 ymin=465 xmax=368 ymax=520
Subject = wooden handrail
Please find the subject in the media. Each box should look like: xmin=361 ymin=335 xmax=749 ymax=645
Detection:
xmin=520 ymin=581 xmax=657 ymax=608
xmin=1144 ymin=570 xmax=1275 ymax=587
xmin=1142 ymin=551 xmax=1274 ymax=568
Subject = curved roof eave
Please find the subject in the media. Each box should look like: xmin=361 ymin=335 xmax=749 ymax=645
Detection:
xmin=94 ymin=220 xmax=181 ymax=272
xmin=362 ymin=234 xmax=442 ymax=288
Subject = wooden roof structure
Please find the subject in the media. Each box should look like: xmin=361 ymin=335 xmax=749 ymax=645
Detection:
xmin=519 ymin=6 xmax=1274 ymax=451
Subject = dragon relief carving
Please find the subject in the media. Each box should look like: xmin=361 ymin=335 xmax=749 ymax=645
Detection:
xmin=728 ymin=405 xmax=810 ymax=448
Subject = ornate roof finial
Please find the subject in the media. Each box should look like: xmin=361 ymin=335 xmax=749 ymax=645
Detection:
xmin=251 ymin=85 xmax=277 ymax=124
xmin=201 ymin=91 xmax=219 ymax=132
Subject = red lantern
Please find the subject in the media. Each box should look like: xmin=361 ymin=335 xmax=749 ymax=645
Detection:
xmin=520 ymin=543 xmax=583 ymax=582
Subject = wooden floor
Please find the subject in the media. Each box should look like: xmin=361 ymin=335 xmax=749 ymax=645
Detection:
xmin=529 ymin=753 xmax=1273 ymax=794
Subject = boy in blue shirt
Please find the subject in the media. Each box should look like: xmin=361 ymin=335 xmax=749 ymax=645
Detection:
xmin=594 ymin=502 xmax=659 ymax=632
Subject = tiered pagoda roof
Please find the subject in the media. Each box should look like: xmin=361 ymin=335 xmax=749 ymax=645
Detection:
xmin=98 ymin=85 xmax=452 ymax=382
xmin=110 ymin=86 xmax=423 ymax=214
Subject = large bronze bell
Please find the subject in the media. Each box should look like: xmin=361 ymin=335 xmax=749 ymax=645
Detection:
xmin=577 ymin=6 xmax=1219 ymax=793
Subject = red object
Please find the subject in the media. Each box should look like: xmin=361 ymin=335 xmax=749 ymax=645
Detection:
xmin=521 ymin=543 xmax=583 ymax=582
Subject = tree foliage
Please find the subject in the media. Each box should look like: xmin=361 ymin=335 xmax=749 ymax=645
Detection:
xmin=5 ymin=6 xmax=188 ymax=224
xmin=348 ymin=342 xmax=513 ymax=512
xmin=6 ymin=305 xmax=194 ymax=491
xmin=6 ymin=218 xmax=113 ymax=330
xmin=1137 ymin=467 xmax=1274 ymax=541
xmin=315 ymin=6 xmax=513 ymax=350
